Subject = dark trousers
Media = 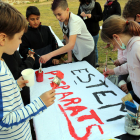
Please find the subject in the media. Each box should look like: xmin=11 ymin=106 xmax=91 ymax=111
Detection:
xmin=73 ymin=49 xmax=95 ymax=68
xmin=129 ymin=90 xmax=140 ymax=104
xmin=20 ymin=86 xmax=30 ymax=106
xmin=118 ymin=74 xmax=129 ymax=84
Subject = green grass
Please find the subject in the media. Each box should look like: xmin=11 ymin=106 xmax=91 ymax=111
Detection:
xmin=14 ymin=0 xmax=128 ymax=70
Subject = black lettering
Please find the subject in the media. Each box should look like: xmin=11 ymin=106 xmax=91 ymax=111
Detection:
xmin=86 ymin=80 xmax=108 ymax=88
xmin=74 ymin=81 xmax=77 ymax=85
xmin=93 ymin=91 xmax=117 ymax=104
xmin=77 ymin=74 xmax=95 ymax=83
xmin=71 ymin=68 xmax=89 ymax=75
xmin=106 ymin=115 xmax=125 ymax=122
xmin=98 ymin=103 xmax=126 ymax=112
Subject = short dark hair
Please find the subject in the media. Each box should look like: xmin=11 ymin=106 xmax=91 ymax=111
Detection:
xmin=123 ymin=0 xmax=140 ymax=19
xmin=26 ymin=6 xmax=40 ymax=19
xmin=0 ymin=2 xmax=27 ymax=39
xmin=51 ymin=0 xmax=68 ymax=11
xmin=79 ymin=0 xmax=92 ymax=5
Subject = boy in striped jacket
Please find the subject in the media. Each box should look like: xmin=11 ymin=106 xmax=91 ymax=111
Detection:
xmin=0 ymin=2 xmax=56 ymax=139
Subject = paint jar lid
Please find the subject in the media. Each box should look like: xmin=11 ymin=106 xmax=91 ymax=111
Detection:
xmin=56 ymin=71 xmax=64 ymax=79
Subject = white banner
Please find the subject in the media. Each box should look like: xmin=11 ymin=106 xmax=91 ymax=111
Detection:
xmin=30 ymin=61 xmax=127 ymax=140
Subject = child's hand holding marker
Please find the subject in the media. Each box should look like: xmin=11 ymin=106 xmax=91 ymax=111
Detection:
xmin=103 ymin=68 xmax=115 ymax=77
xmin=28 ymin=48 xmax=35 ymax=55
xmin=114 ymin=59 xmax=121 ymax=67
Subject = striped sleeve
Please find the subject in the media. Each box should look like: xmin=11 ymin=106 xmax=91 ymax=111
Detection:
xmin=0 ymin=97 xmax=47 ymax=130
xmin=0 ymin=73 xmax=47 ymax=130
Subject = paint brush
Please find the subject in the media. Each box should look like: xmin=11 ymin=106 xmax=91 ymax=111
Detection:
xmin=52 ymin=71 xmax=64 ymax=89
xmin=125 ymin=101 xmax=138 ymax=125
xmin=104 ymin=51 xmax=108 ymax=84
xmin=125 ymin=101 xmax=137 ymax=117
xmin=109 ymin=57 xmax=114 ymax=63
xmin=28 ymin=48 xmax=41 ymax=58
xmin=138 ymin=105 xmax=140 ymax=117
xmin=39 ymin=62 xmax=42 ymax=73
xmin=121 ymin=93 xmax=134 ymax=104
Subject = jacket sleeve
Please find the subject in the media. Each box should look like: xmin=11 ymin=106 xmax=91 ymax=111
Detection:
xmin=13 ymin=51 xmax=35 ymax=79
xmin=118 ymin=49 xmax=127 ymax=64
xmin=0 ymin=74 xmax=47 ymax=131
xmin=90 ymin=2 xmax=103 ymax=22
xmin=115 ymin=2 xmax=121 ymax=16
xmin=114 ymin=63 xmax=129 ymax=75
xmin=77 ymin=6 xmax=83 ymax=19
xmin=19 ymin=35 xmax=30 ymax=59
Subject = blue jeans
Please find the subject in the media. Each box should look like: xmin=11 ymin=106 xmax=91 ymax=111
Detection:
xmin=92 ymin=34 xmax=99 ymax=64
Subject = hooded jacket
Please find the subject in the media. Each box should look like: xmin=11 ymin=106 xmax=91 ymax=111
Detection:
xmin=103 ymin=0 xmax=121 ymax=21
xmin=19 ymin=25 xmax=61 ymax=69
xmin=114 ymin=36 xmax=140 ymax=99
xmin=78 ymin=2 xmax=103 ymax=36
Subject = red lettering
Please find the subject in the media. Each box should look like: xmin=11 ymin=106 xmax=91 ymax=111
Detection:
xmin=58 ymin=104 xmax=94 ymax=140
xmin=92 ymin=124 xmax=104 ymax=134
xmin=60 ymin=98 xmax=81 ymax=106
xmin=77 ymin=110 xmax=104 ymax=125
xmin=57 ymin=85 xmax=70 ymax=89
xmin=44 ymin=70 xmax=60 ymax=75
xmin=56 ymin=92 xmax=73 ymax=100
xmin=48 ymin=77 xmax=54 ymax=80
xmin=50 ymin=82 xmax=70 ymax=89
xmin=61 ymin=81 xmax=66 ymax=85
xmin=65 ymin=106 xmax=87 ymax=116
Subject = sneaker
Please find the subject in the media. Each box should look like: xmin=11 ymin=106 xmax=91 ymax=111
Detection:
xmin=95 ymin=63 xmax=100 ymax=68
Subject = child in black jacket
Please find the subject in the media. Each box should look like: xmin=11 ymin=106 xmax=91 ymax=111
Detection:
xmin=19 ymin=6 xmax=60 ymax=69
xmin=2 ymin=51 xmax=35 ymax=105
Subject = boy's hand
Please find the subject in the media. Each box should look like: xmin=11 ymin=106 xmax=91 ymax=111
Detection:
xmin=39 ymin=54 xmax=52 ymax=64
xmin=28 ymin=49 xmax=35 ymax=56
xmin=103 ymin=68 xmax=115 ymax=77
xmin=52 ymin=59 xmax=59 ymax=65
xmin=40 ymin=89 xmax=56 ymax=107
xmin=17 ymin=76 xmax=28 ymax=88
xmin=114 ymin=59 xmax=120 ymax=67
xmin=120 ymin=84 xmax=128 ymax=93
xmin=64 ymin=60 xmax=72 ymax=63
xmin=80 ymin=12 xmax=86 ymax=17
xmin=27 ymin=54 xmax=35 ymax=60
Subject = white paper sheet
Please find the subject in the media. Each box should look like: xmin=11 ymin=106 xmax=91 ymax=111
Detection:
xmin=49 ymin=26 xmax=64 ymax=47
xmin=30 ymin=61 xmax=128 ymax=140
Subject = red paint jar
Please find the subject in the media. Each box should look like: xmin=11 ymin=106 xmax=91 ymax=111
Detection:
xmin=35 ymin=70 xmax=43 ymax=82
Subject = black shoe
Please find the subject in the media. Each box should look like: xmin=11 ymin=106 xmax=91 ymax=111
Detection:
xmin=95 ymin=63 xmax=99 ymax=68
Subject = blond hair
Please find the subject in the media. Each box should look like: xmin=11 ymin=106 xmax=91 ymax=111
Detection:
xmin=101 ymin=15 xmax=140 ymax=44
xmin=0 ymin=2 xmax=28 ymax=39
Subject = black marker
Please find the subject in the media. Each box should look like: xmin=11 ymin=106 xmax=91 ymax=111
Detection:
xmin=28 ymin=48 xmax=41 ymax=58
xmin=109 ymin=58 xmax=114 ymax=63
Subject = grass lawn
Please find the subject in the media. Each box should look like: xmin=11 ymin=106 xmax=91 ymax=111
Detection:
xmin=14 ymin=0 xmax=128 ymax=72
